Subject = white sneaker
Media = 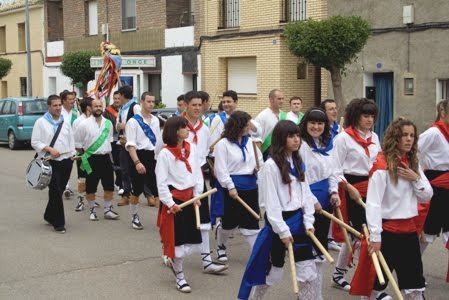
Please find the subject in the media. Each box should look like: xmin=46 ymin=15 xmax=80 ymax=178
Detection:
xmin=75 ymin=196 xmax=84 ymax=211
xmin=89 ymin=210 xmax=99 ymax=221
xmin=332 ymin=267 xmax=351 ymax=291
xmin=328 ymin=239 xmax=342 ymax=251
xmin=375 ymin=291 xmax=393 ymax=300
xmin=202 ymin=253 xmax=228 ymax=274
xmin=104 ymin=208 xmax=120 ymax=220
xmin=132 ymin=214 xmax=143 ymax=230
xmin=118 ymin=189 xmax=124 ymax=196
xmin=216 ymin=244 xmax=228 ymax=262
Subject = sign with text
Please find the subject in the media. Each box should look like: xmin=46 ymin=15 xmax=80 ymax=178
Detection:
xmin=90 ymin=56 xmax=156 ymax=68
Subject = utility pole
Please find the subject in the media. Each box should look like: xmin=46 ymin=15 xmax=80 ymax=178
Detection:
xmin=25 ymin=0 xmax=33 ymax=96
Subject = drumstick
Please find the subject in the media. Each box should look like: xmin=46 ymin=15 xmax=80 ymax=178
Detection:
xmin=339 ymin=177 xmax=366 ymax=209
xmin=235 ymin=196 xmax=260 ymax=220
xmin=210 ymin=137 xmax=223 ymax=149
xmin=287 ymin=242 xmax=299 ymax=294
xmin=335 ymin=207 xmax=353 ymax=253
xmin=194 ymin=205 xmax=201 ymax=230
xmin=306 ymin=230 xmax=334 ymax=264
xmin=252 ymin=141 xmax=260 ymax=170
xmin=362 ymin=225 xmax=385 ymax=285
xmin=43 ymin=151 xmax=72 ymax=161
xmin=209 ymin=117 xmax=221 ymax=136
xmin=167 ymin=188 xmax=217 ymax=213
xmin=377 ymin=251 xmax=404 ymax=300
xmin=320 ymin=210 xmax=362 ymax=238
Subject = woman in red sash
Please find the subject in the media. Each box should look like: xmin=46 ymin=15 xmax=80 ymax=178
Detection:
xmin=365 ymin=118 xmax=433 ymax=300
xmin=331 ymin=98 xmax=381 ymax=291
xmin=156 ymin=117 xmax=204 ymax=293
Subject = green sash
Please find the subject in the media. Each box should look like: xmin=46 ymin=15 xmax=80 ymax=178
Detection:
xmin=261 ymin=111 xmax=287 ymax=153
xmin=80 ymin=120 xmax=112 ymax=174
xmin=70 ymin=108 xmax=78 ymax=126
xmin=297 ymin=112 xmax=304 ymax=125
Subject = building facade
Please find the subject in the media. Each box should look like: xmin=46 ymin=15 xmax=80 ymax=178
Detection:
xmin=0 ymin=0 xmax=72 ymax=98
xmin=62 ymin=0 xmax=200 ymax=107
xmin=328 ymin=0 xmax=449 ymax=134
xmin=200 ymin=0 xmax=328 ymax=116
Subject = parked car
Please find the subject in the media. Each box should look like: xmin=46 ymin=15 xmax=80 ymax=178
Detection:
xmin=0 ymin=97 xmax=47 ymax=149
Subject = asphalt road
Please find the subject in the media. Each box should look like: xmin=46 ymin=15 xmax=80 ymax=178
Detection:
xmin=0 ymin=145 xmax=447 ymax=299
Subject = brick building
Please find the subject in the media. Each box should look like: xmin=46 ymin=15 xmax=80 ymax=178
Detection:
xmin=0 ymin=0 xmax=71 ymax=98
xmin=200 ymin=0 xmax=329 ymax=116
xmin=62 ymin=0 xmax=199 ymax=106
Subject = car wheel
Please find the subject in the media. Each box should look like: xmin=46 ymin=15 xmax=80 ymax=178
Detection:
xmin=8 ymin=131 xmax=19 ymax=150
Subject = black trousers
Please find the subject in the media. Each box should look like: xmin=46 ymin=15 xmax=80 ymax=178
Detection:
xmin=313 ymin=206 xmax=332 ymax=255
xmin=130 ymin=150 xmax=158 ymax=197
xmin=345 ymin=174 xmax=368 ymax=232
xmin=111 ymin=142 xmax=122 ymax=188
xmin=423 ymin=170 xmax=449 ymax=235
xmin=45 ymin=158 xmax=73 ymax=229
xmin=85 ymin=154 xmax=114 ymax=194
xmin=222 ymin=188 xmax=259 ymax=230
xmin=373 ymin=230 xmax=425 ymax=291
xmin=119 ymin=146 xmax=132 ymax=196
xmin=173 ymin=197 xmax=202 ymax=246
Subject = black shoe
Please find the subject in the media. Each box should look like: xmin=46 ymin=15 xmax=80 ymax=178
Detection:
xmin=54 ymin=227 xmax=66 ymax=234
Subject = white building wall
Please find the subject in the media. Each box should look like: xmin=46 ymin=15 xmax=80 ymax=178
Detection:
xmin=43 ymin=63 xmax=73 ymax=97
xmin=161 ymin=55 xmax=184 ymax=108
xmin=165 ymin=26 xmax=194 ymax=48
xmin=197 ymin=54 xmax=202 ymax=91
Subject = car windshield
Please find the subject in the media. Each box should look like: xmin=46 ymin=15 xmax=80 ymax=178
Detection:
xmin=23 ymin=100 xmax=47 ymax=115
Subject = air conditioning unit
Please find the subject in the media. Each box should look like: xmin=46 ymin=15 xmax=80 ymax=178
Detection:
xmin=403 ymin=5 xmax=414 ymax=25
xmin=101 ymin=23 xmax=108 ymax=35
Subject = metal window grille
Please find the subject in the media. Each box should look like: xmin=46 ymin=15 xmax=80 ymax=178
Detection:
xmin=441 ymin=79 xmax=449 ymax=100
xmin=121 ymin=0 xmax=136 ymax=30
xmin=221 ymin=0 xmax=239 ymax=28
xmin=281 ymin=0 xmax=307 ymax=22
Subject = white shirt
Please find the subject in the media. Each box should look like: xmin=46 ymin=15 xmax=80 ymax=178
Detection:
xmin=61 ymin=107 xmax=76 ymax=126
xmin=287 ymin=111 xmax=302 ymax=125
xmin=252 ymin=107 xmax=284 ymax=143
xmin=74 ymin=116 xmax=113 ymax=154
xmin=258 ymin=158 xmax=316 ymax=239
xmin=73 ymin=114 xmax=87 ymax=148
xmin=156 ymin=144 xmax=204 ymax=208
xmin=125 ymin=114 xmax=163 ymax=153
xmin=214 ymin=137 xmax=263 ymax=190
xmin=299 ymin=141 xmax=339 ymax=194
xmin=186 ymin=119 xmax=210 ymax=166
xmin=418 ymin=127 xmax=449 ymax=171
xmin=333 ymin=130 xmax=381 ymax=177
xmin=366 ymin=165 xmax=433 ymax=242
xmin=116 ymin=102 xmax=141 ymax=134
xmin=31 ymin=117 xmax=75 ymax=160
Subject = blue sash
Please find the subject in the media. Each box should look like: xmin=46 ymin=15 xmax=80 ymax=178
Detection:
xmin=210 ymin=181 xmax=225 ymax=226
xmin=133 ymin=114 xmax=156 ymax=145
xmin=310 ymin=178 xmax=330 ymax=208
xmin=310 ymin=137 xmax=333 ymax=156
xmin=331 ymin=121 xmax=339 ymax=138
xmin=238 ymin=211 xmax=306 ymax=300
xmin=219 ymin=111 xmax=227 ymax=124
xmin=229 ymin=135 xmax=249 ymax=162
xmin=231 ymin=174 xmax=257 ymax=191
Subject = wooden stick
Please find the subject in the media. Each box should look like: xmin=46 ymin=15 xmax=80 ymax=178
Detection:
xmin=287 ymin=242 xmax=299 ymax=294
xmin=44 ymin=152 xmax=72 ymax=161
xmin=194 ymin=205 xmax=201 ymax=230
xmin=235 ymin=196 xmax=260 ymax=220
xmin=210 ymin=137 xmax=223 ymax=149
xmin=377 ymin=251 xmax=404 ymax=300
xmin=167 ymin=188 xmax=218 ymax=213
xmin=252 ymin=141 xmax=260 ymax=170
xmin=207 ymin=157 xmax=215 ymax=171
xmin=357 ymin=198 xmax=367 ymax=209
xmin=320 ymin=210 xmax=362 ymax=237
xmin=335 ymin=207 xmax=353 ymax=253
xmin=306 ymin=230 xmax=334 ymax=264
xmin=362 ymin=225 xmax=385 ymax=285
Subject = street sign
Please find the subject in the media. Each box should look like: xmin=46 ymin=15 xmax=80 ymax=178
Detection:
xmin=90 ymin=56 xmax=156 ymax=68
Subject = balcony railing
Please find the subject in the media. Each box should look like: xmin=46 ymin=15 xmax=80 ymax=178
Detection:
xmin=281 ymin=0 xmax=307 ymax=23
xmin=219 ymin=0 xmax=239 ymax=29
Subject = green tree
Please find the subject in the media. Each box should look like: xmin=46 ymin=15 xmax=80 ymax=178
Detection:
xmin=61 ymin=51 xmax=99 ymax=94
xmin=284 ymin=16 xmax=370 ymax=107
xmin=0 ymin=57 xmax=12 ymax=80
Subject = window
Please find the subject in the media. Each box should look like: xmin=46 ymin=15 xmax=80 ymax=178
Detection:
xmin=220 ymin=0 xmax=239 ymax=29
xmin=87 ymin=1 xmax=98 ymax=35
xmin=10 ymin=101 xmax=16 ymax=114
xmin=121 ymin=0 xmax=136 ymax=31
xmin=18 ymin=23 xmax=26 ymax=51
xmin=227 ymin=57 xmax=256 ymax=94
xmin=281 ymin=0 xmax=307 ymax=22
xmin=20 ymin=77 xmax=27 ymax=96
xmin=1 ymin=101 xmax=12 ymax=114
xmin=437 ymin=79 xmax=449 ymax=103
xmin=0 ymin=26 xmax=5 ymax=52
xmin=1 ymin=81 xmax=7 ymax=98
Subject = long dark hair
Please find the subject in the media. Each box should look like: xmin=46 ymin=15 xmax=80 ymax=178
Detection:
xmin=270 ymin=120 xmax=305 ymax=184
xmin=222 ymin=111 xmax=252 ymax=140
xmin=344 ymin=98 xmax=378 ymax=128
xmin=162 ymin=116 xmax=188 ymax=146
xmin=298 ymin=107 xmax=330 ymax=147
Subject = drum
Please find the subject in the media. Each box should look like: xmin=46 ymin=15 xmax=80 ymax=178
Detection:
xmin=25 ymin=158 xmax=52 ymax=190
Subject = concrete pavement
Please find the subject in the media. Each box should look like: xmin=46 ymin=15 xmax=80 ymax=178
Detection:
xmin=0 ymin=145 xmax=447 ymax=299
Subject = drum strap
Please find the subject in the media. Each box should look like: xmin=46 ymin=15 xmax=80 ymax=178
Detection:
xmin=34 ymin=122 xmax=64 ymax=159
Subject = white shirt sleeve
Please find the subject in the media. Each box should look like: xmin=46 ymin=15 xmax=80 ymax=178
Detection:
xmin=214 ymin=140 xmax=235 ymax=190
xmin=366 ymin=170 xmax=387 ymax=242
xmin=31 ymin=119 xmax=47 ymax=152
xmin=155 ymin=151 xmax=175 ymax=208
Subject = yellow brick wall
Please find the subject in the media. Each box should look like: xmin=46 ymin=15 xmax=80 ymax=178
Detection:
xmin=201 ymin=0 xmax=329 ymax=117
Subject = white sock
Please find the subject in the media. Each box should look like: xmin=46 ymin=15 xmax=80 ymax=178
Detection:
xmin=298 ymin=278 xmax=319 ymax=300
xmin=244 ymin=234 xmax=258 ymax=250
xmin=104 ymin=200 xmax=112 ymax=212
xmin=315 ymin=262 xmax=323 ymax=300
xmin=266 ymin=266 xmax=283 ymax=285
xmin=404 ymin=291 xmax=424 ymax=300
xmin=88 ymin=200 xmax=96 ymax=211
xmin=217 ymin=227 xmax=231 ymax=246
xmin=129 ymin=204 xmax=138 ymax=217
xmin=335 ymin=242 xmax=350 ymax=270
xmin=419 ymin=241 xmax=429 ymax=255
xmin=200 ymin=229 xmax=211 ymax=255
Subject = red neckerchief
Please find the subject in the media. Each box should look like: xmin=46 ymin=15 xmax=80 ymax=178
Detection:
xmin=345 ymin=126 xmax=374 ymax=157
xmin=105 ymin=105 xmax=118 ymax=118
xmin=181 ymin=112 xmax=203 ymax=144
xmin=432 ymin=120 xmax=449 ymax=142
xmin=164 ymin=141 xmax=192 ymax=173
